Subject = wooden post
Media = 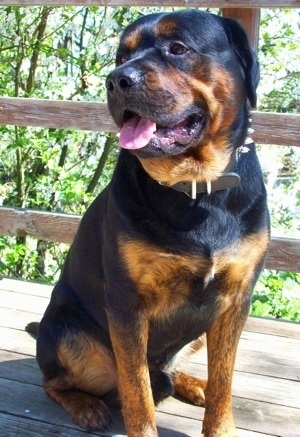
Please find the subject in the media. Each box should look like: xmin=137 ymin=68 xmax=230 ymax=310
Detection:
xmin=222 ymin=8 xmax=260 ymax=52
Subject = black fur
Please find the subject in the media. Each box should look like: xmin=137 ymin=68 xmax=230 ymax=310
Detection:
xmin=27 ymin=10 xmax=269 ymax=435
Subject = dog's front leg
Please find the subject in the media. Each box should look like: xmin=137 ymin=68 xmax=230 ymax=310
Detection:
xmin=107 ymin=310 xmax=157 ymax=437
xmin=202 ymin=302 xmax=249 ymax=437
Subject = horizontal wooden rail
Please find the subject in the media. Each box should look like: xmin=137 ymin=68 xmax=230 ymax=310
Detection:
xmin=0 ymin=98 xmax=117 ymax=133
xmin=0 ymin=97 xmax=299 ymax=146
xmin=251 ymin=112 xmax=300 ymax=147
xmin=0 ymin=207 xmax=80 ymax=245
xmin=266 ymin=237 xmax=300 ymax=272
xmin=0 ymin=206 xmax=299 ymax=272
xmin=1 ymin=1 xmax=300 ymax=7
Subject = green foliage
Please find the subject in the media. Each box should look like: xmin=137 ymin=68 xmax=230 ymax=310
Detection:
xmin=0 ymin=6 xmax=123 ymax=279
xmin=252 ymin=8 xmax=300 ymax=321
xmin=258 ymin=9 xmax=300 ymax=113
xmin=252 ymin=271 xmax=300 ymax=321
xmin=0 ymin=235 xmax=68 ymax=281
xmin=0 ymin=6 xmax=299 ymax=320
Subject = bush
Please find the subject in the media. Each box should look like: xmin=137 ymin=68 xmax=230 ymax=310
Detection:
xmin=0 ymin=6 xmax=299 ymax=320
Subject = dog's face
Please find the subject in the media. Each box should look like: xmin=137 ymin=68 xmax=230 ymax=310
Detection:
xmin=106 ymin=10 xmax=259 ymax=185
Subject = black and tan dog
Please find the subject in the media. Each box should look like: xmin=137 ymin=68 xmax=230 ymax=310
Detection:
xmin=26 ymin=9 xmax=270 ymax=437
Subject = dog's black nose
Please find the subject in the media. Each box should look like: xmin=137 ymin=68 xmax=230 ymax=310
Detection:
xmin=106 ymin=67 xmax=142 ymax=94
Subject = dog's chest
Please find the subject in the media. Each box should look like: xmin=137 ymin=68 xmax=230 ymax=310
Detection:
xmin=121 ymin=239 xmax=212 ymax=313
xmin=119 ymin=232 xmax=269 ymax=319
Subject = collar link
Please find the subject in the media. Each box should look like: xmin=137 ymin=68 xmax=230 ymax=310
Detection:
xmin=159 ymin=130 xmax=254 ymax=199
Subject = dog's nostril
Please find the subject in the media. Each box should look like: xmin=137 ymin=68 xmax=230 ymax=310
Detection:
xmin=119 ymin=75 xmax=136 ymax=89
xmin=106 ymin=79 xmax=114 ymax=92
xmin=106 ymin=68 xmax=141 ymax=94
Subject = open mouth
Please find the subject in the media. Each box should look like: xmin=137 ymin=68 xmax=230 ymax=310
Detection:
xmin=119 ymin=111 xmax=204 ymax=150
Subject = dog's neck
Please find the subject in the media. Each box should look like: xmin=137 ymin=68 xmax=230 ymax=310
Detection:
xmin=160 ymin=136 xmax=253 ymax=199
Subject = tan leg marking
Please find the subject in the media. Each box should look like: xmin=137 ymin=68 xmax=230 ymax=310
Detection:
xmin=107 ymin=312 xmax=158 ymax=437
xmin=43 ymin=332 xmax=118 ymax=431
xmin=57 ymin=332 xmax=118 ymax=397
xmin=44 ymin=380 xmax=112 ymax=431
xmin=202 ymin=232 xmax=269 ymax=436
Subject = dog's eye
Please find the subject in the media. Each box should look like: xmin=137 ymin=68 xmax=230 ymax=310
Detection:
xmin=169 ymin=42 xmax=189 ymax=55
xmin=116 ymin=53 xmax=128 ymax=65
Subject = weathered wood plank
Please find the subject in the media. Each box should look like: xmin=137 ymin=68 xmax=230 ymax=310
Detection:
xmin=245 ymin=315 xmax=300 ymax=338
xmin=2 ymin=278 xmax=299 ymax=336
xmin=2 ymin=313 xmax=299 ymax=383
xmin=0 ymin=289 xmax=49 ymax=314
xmin=239 ymin=330 xmax=299 ymax=364
xmin=1 ymin=302 xmax=299 ymax=345
xmin=0 ymin=377 xmax=292 ymax=437
xmin=0 ymin=206 xmax=299 ymax=272
xmin=185 ymin=332 xmax=300 ymax=379
xmin=252 ymin=111 xmax=300 ymax=147
xmin=184 ymin=332 xmax=300 ymax=382
xmin=265 ymin=236 xmax=300 ymax=272
xmin=235 ymin=345 xmax=299 ymax=381
xmin=0 ymin=278 xmax=300 ymax=436
xmin=0 ymin=414 xmax=98 ymax=437
xmin=0 ymin=98 xmax=118 ymax=133
xmin=1 ymin=275 xmax=299 ymax=384
xmin=0 ymin=276 xmax=53 ymax=298
xmin=0 ymin=326 xmax=37 ymax=355
xmin=0 ymin=351 xmax=41 ymax=385
xmin=0 ymin=411 xmax=276 ymax=437
xmin=0 ymin=343 xmax=299 ymax=436
xmin=159 ymin=395 xmax=300 ymax=437
xmin=0 ymin=307 xmax=45 ymax=331
xmin=0 ymin=1 xmax=299 ymax=8
xmin=0 ymin=206 xmax=80 ymax=244
xmin=0 ymin=97 xmax=299 ymax=146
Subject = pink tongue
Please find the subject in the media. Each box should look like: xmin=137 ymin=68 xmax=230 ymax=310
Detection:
xmin=119 ymin=115 xmax=156 ymax=149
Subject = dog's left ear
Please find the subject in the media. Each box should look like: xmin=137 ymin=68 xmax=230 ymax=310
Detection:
xmin=223 ymin=17 xmax=260 ymax=108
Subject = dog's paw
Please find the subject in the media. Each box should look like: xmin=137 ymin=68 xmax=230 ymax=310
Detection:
xmin=173 ymin=371 xmax=206 ymax=406
xmin=71 ymin=397 xmax=112 ymax=432
xmin=150 ymin=370 xmax=174 ymax=404
xmin=202 ymin=418 xmax=239 ymax=437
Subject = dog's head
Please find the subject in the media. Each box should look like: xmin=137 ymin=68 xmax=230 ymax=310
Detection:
xmin=106 ymin=10 xmax=259 ymax=185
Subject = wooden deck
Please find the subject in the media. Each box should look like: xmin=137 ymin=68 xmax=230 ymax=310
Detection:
xmin=0 ymin=277 xmax=299 ymax=437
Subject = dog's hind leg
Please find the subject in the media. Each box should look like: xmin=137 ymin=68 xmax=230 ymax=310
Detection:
xmin=42 ymin=332 xmax=118 ymax=431
xmin=171 ymin=335 xmax=207 ymax=406
xmin=44 ymin=378 xmax=112 ymax=431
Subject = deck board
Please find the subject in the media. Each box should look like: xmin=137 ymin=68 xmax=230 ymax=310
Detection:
xmin=0 ymin=277 xmax=299 ymax=436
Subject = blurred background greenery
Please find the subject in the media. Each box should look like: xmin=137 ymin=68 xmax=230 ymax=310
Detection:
xmin=0 ymin=6 xmax=299 ymax=320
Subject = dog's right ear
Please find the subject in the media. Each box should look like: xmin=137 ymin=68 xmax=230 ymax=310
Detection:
xmin=223 ymin=17 xmax=260 ymax=109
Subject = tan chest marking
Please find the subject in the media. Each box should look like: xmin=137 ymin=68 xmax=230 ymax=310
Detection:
xmin=216 ymin=231 xmax=269 ymax=286
xmin=119 ymin=230 xmax=269 ymax=317
xmin=213 ymin=230 xmax=270 ymax=313
xmin=119 ymin=238 xmax=212 ymax=317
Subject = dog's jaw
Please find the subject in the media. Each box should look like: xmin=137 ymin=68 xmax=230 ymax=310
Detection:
xmin=138 ymin=137 xmax=233 ymax=187
xmin=119 ymin=111 xmax=205 ymax=154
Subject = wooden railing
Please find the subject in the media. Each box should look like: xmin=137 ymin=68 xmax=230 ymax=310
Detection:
xmin=0 ymin=98 xmax=299 ymax=147
xmin=0 ymin=1 xmax=299 ymax=274
xmin=1 ymin=1 xmax=299 ymax=5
